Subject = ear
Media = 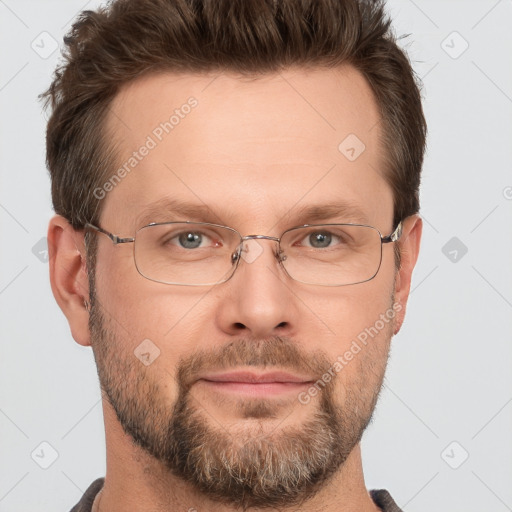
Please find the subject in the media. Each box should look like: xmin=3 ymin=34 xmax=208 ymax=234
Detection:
xmin=393 ymin=214 xmax=422 ymax=335
xmin=48 ymin=215 xmax=91 ymax=347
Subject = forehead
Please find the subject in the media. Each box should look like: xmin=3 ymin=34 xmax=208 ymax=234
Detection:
xmin=102 ymin=66 xmax=393 ymax=233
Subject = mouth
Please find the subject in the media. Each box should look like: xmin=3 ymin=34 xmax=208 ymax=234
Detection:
xmin=197 ymin=370 xmax=315 ymax=397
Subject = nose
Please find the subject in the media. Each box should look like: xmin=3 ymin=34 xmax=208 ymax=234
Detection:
xmin=215 ymin=238 xmax=299 ymax=339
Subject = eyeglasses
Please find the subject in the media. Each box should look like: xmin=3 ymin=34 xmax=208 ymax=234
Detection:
xmin=85 ymin=220 xmax=402 ymax=287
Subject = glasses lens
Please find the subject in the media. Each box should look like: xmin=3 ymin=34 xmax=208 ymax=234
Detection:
xmin=280 ymin=224 xmax=383 ymax=286
xmin=134 ymin=223 xmax=241 ymax=285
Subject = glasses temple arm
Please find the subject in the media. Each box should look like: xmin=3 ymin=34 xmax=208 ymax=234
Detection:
xmin=381 ymin=221 xmax=403 ymax=244
xmin=85 ymin=223 xmax=135 ymax=245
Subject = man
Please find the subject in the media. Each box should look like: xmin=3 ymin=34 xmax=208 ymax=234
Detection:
xmin=42 ymin=0 xmax=425 ymax=510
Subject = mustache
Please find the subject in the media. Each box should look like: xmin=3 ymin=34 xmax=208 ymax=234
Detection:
xmin=175 ymin=336 xmax=333 ymax=392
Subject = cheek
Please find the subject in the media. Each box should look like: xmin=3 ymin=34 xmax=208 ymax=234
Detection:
xmin=327 ymin=312 xmax=392 ymax=409
xmin=94 ymin=253 xmax=214 ymax=361
xmin=307 ymin=275 xmax=395 ymax=346
xmin=305 ymin=273 xmax=395 ymax=396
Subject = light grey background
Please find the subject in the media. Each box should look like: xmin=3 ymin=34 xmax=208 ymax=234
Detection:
xmin=1 ymin=1 xmax=511 ymax=511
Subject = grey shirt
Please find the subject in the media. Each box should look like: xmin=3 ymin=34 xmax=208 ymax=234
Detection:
xmin=70 ymin=478 xmax=403 ymax=512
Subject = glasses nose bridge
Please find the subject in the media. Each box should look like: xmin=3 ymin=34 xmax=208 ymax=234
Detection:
xmin=241 ymin=234 xmax=281 ymax=244
xmin=234 ymin=234 xmax=284 ymax=268
xmin=240 ymin=234 xmax=282 ymax=256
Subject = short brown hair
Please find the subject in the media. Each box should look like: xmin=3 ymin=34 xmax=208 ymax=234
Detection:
xmin=41 ymin=0 xmax=426 ymax=232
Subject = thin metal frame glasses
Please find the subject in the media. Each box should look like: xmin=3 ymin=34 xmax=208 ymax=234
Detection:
xmin=85 ymin=220 xmax=403 ymax=287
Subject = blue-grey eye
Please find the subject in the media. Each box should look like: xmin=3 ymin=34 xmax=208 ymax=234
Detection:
xmin=309 ymin=232 xmax=332 ymax=248
xmin=179 ymin=232 xmax=203 ymax=249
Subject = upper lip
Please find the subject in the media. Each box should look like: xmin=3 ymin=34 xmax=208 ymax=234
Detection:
xmin=199 ymin=371 xmax=314 ymax=384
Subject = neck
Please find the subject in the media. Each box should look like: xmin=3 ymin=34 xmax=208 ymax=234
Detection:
xmin=98 ymin=402 xmax=379 ymax=512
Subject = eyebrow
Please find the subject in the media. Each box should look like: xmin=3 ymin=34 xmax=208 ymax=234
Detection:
xmin=135 ymin=198 xmax=369 ymax=229
xmin=136 ymin=198 xmax=223 ymax=227
xmin=286 ymin=202 xmax=369 ymax=225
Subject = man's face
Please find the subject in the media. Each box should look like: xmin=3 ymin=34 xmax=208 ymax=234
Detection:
xmin=90 ymin=66 xmax=399 ymax=508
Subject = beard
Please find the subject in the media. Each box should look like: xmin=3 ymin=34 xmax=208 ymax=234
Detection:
xmin=89 ymin=290 xmax=392 ymax=510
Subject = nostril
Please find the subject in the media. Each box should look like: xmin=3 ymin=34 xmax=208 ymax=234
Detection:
xmin=233 ymin=322 xmax=246 ymax=330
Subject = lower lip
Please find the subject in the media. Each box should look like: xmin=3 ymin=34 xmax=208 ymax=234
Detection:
xmin=199 ymin=380 xmax=311 ymax=397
